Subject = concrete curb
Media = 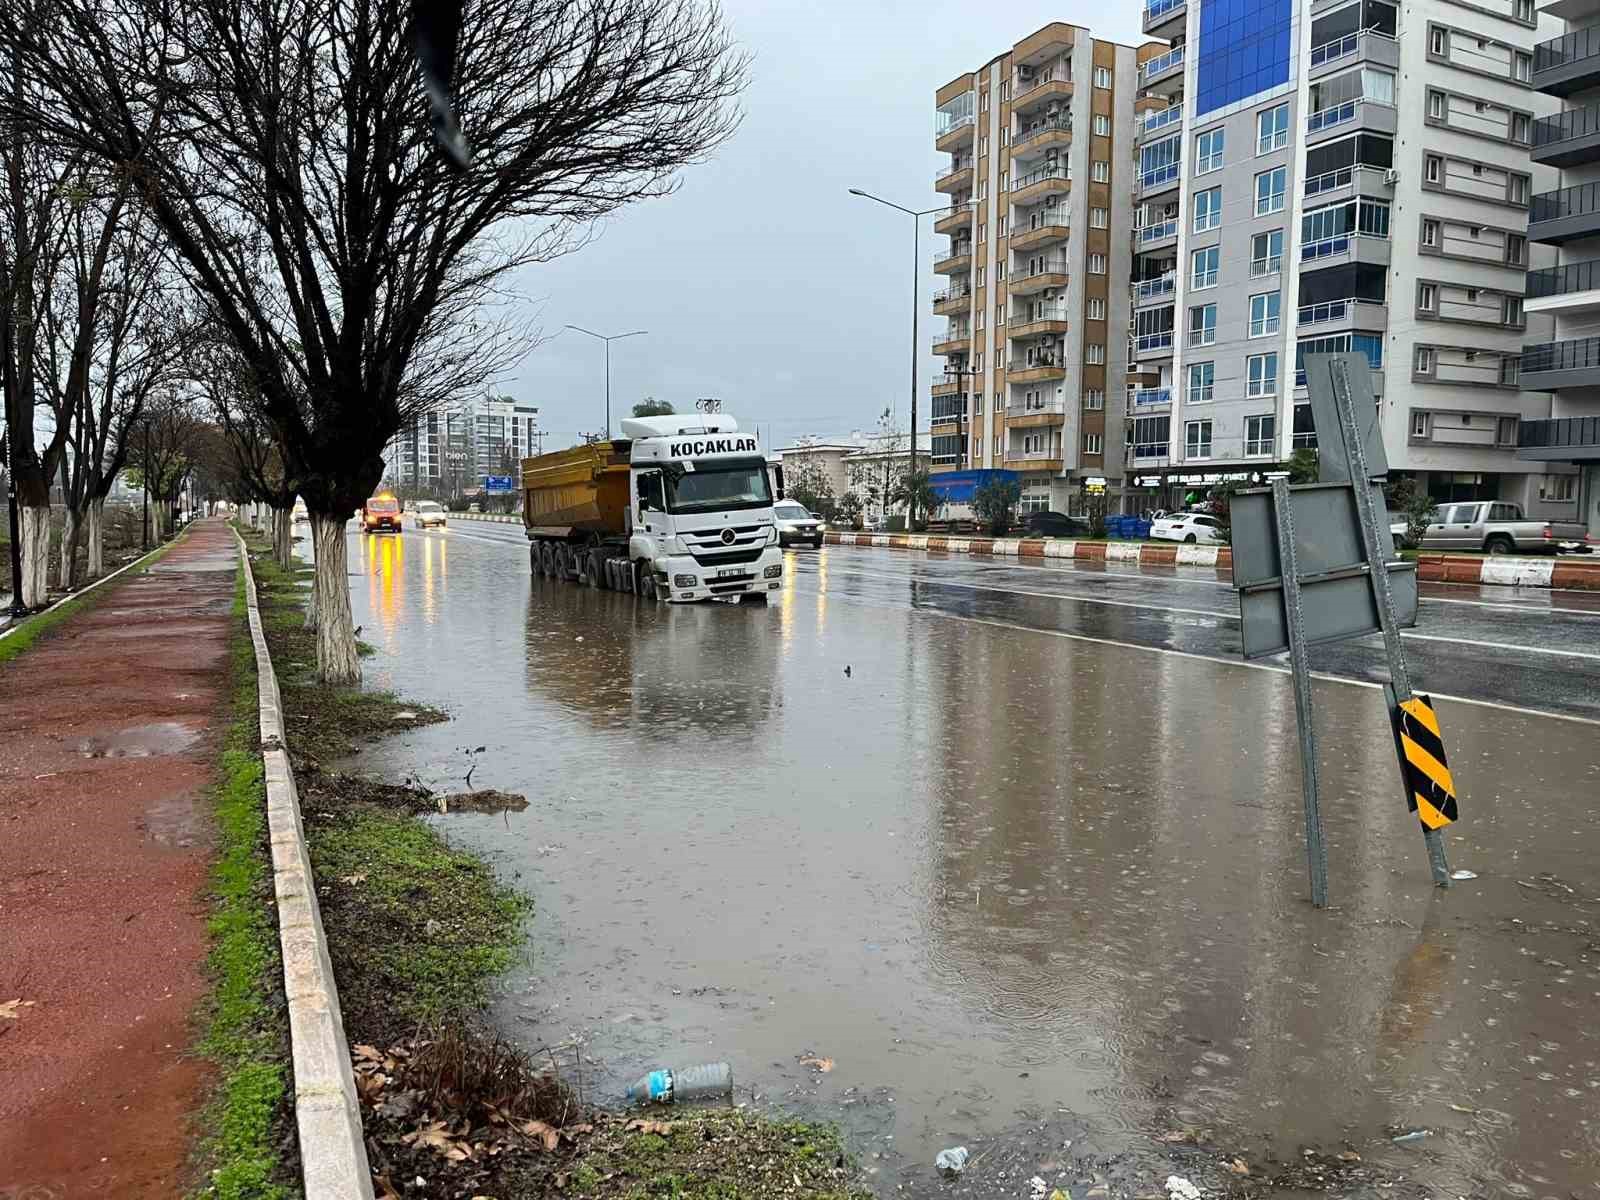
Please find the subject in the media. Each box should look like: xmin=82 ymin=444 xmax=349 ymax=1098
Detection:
xmin=822 ymin=532 xmax=1600 ymax=591
xmin=233 ymin=529 xmax=375 ymax=1200
xmin=446 ymin=511 xmax=519 ymax=524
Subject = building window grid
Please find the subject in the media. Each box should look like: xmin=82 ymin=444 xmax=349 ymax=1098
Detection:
xmin=1185 ymin=419 xmax=1214 ymax=459
xmin=1196 ymin=128 xmax=1225 ymax=175
xmin=1246 ymin=414 xmax=1276 ymax=456
xmin=1249 ymin=292 xmax=1281 ymax=337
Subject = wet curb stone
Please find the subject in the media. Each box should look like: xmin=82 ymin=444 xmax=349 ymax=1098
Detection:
xmin=234 ymin=528 xmax=375 ymax=1200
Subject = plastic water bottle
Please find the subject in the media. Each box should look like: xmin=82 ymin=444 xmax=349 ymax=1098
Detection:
xmin=625 ymin=1062 xmax=733 ymax=1103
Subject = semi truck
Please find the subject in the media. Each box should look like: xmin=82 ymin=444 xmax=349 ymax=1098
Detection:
xmin=521 ymin=414 xmax=785 ymax=603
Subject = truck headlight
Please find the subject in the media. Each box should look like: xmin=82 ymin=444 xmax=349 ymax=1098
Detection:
xmin=673 ymin=573 xmax=697 ymax=588
xmin=767 ymin=526 xmax=780 ymax=545
xmin=763 ymin=564 xmax=782 ymax=579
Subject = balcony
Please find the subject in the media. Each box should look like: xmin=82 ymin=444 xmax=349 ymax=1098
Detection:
xmin=1308 ymin=29 xmax=1399 ymax=79
xmin=1137 ymin=217 xmax=1178 ymax=252
xmin=934 ymin=203 xmax=974 ymax=236
xmin=930 ymin=398 xmax=969 ymax=427
xmin=1522 ymin=336 xmax=1600 ymax=388
xmin=1533 ymin=24 xmax=1600 ymax=97
xmin=1011 ymin=211 xmax=1070 ymax=251
xmin=1009 ymin=306 xmax=1069 ymax=340
xmin=1013 ymin=72 xmax=1073 ymax=113
xmin=935 ymin=162 xmax=974 ymax=194
xmin=1518 ymin=416 xmax=1600 ymax=462
xmin=1015 ymin=115 xmax=1073 ymax=156
xmin=1132 ymin=273 xmax=1177 ymax=305
xmin=932 ymin=283 xmax=973 ymax=315
xmin=1532 ymin=104 xmax=1600 ymax=169
xmin=936 ymin=111 xmax=976 ymax=154
xmin=1526 ymin=258 xmax=1600 ymax=316
xmin=1005 ymin=451 xmax=1065 ymax=472
xmin=1303 ymin=163 xmax=1393 ymax=204
xmin=934 ymin=245 xmax=974 ymax=274
xmin=931 ymin=377 xmax=966 ymax=397
xmin=1305 ymin=98 xmax=1395 ymax=144
xmin=1137 ymin=160 xmax=1181 ymax=199
xmin=1296 ymin=296 xmax=1387 ymax=331
xmin=1144 ymin=0 xmax=1186 ymax=38
xmin=1131 ymin=330 xmax=1175 ymax=359
xmin=933 ymin=330 xmax=971 ymax=356
xmin=1132 ymin=387 xmax=1172 ymax=408
xmin=1299 ymin=230 xmax=1390 ymax=269
xmin=1530 ymin=181 xmax=1600 ymax=244
xmin=1010 ymin=257 xmax=1071 ymax=295
xmin=1141 ymin=45 xmax=1185 ymax=95
xmin=1011 ymin=164 xmax=1071 ymax=207
xmin=1007 ymin=357 xmax=1067 ymax=383
xmin=1137 ymin=103 xmax=1184 ymax=144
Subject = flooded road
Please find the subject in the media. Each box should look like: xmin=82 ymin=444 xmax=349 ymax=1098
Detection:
xmin=342 ymin=525 xmax=1600 ymax=1197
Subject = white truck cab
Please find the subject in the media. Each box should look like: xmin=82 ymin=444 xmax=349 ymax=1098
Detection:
xmin=622 ymin=414 xmax=785 ymax=602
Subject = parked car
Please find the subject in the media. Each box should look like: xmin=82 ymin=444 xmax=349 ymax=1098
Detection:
xmin=1400 ymin=500 xmax=1592 ymax=555
xmin=773 ymin=500 xmax=823 ymax=547
xmin=412 ymin=500 xmax=447 ymax=528
xmin=1151 ymin=512 xmax=1223 ymax=544
xmin=1020 ymin=510 xmax=1088 ymax=538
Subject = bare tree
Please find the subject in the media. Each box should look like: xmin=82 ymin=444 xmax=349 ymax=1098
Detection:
xmin=199 ymin=338 xmax=299 ymax=568
xmin=0 ymin=0 xmax=747 ymax=681
xmin=130 ymin=390 xmax=201 ymax=540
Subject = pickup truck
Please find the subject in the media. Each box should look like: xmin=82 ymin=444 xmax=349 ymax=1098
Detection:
xmin=1392 ymin=500 xmax=1592 ymax=555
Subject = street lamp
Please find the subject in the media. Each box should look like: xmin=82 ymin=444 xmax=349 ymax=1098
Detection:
xmin=565 ymin=325 xmax=647 ymax=440
xmin=848 ymin=188 xmax=945 ymax=527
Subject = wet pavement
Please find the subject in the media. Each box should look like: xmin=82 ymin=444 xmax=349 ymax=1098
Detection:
xmin=341 ymin=524 xmax=1600 ymax=1197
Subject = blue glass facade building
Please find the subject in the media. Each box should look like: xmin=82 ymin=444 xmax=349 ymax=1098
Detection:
xmin=1195 ymin=0 xmax=1293 ymax=117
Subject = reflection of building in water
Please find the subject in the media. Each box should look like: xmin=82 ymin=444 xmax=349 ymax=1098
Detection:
xmin=521 ymin=581 xmax=781 ymax=739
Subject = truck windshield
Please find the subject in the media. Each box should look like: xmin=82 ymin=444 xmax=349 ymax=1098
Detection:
xmin=666 ymin=458 xmax=773 ymax=513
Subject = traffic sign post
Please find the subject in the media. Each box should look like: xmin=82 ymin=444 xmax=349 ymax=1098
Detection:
xmin=1230 ymin=354 xmax=1456 ymax=906
xmin=483 ymin=475 xmax=516 ymax=494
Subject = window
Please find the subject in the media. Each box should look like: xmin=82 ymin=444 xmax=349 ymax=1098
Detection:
xmin=1247 ymin=353 xmax=1278 ymax=397
xmin=1193 ymin=186 xmax=1222 ymax=233
xmin=1192 ymin=245 xmax=1219 ymax=289
xmin=1257 ymin=103 xmax=1289 ymax=153
xmin=1086 ymin=343 xmax=1106 ymax=364
xmin=1430 ymin=27 xmax=1447 ymax=56
xmin=1084 ymin=432 xmax=1104 ymax=455
xmin=1513 ymin=52 xmax=1531 ymax=83
xmin=1250 ymin=230 xmax=1283 ymax=276
xmin=1094 ymin=113 xmax=1110 ymax=136
xmin=1087 ymin=297 xmax=1106 ymax=320
xmin=996 ymin=306 xmax=1004 ymax=326
xmin=979 ymin=222 xmax=986 ymax=241
xmin=997 ymin=261 xmax=1006 ymax=280
xmin=980 ymin=135 xmax=988 ymax=157
xmin=978 ymin=266 xmax=985 ymax=286
xmin=1196 ymin=128 xmax=1225 ymax=174
xmin=1185 ymin=419 xmax=1214 ymax=458
xmin=1001 ymin=128 xmax=1010 ymax=147
xmin=1085 ymin=388 xmax=1105 ymax=410
xmin=1415 ymin=346 xmax=1435 ymax=373
xmin=1419 ymin=282 xmax=1436 ymax=311
xmin=1094 ymin=65 xmax=1112 ymax=88
xmin=1501 ymin=356 xmax=1521 ymax=385
xmin=1091 ymin=207 xmax=1108 ymax=228
xmin=1089 ymin=252 xmax=1107 ymax=274
xmin=1517 ymin=0 xmax=1533 ymax=17
xmin=1412 ymin=411 xmax=1430 ymax=437
xmin=1188 ymin=303 xmax=1217 ymax=347
xmin=1512 ymin=113 xmax=1531 ymax=143
xmin=1249 ymin=292 xmax=1281 ymax=337
xmin=1495 ymin=416 xmax=1518 ymax=444
xmin=1000 ymin=172 xmax=1008 ymax=192
xmin=975 ymin=351 xmax=984 ymax=370
xmin=1510 ymin=175 xmax=1529 ymax=205
xmin=980 ymin=180 xmax=988 ymax=200
xmin=1255 ymin=167 xmax=1287 ymax=215
xmin=1000 ymin=81 xmax=1010 ymax=100
xmin=1540 ymin=474 xmax=1576 ymax=502
xmin=1503 ymin=296 xmax=1523 ymax=327
xmin=976 ymin=308 xmax=984 ymax=330
xmin=976 ymin=392 xmax=985 ymax=414
xmin=1506 ymin=234 xmax=1527 ymax=265
xmin=998 ymin=216 xmax=1006 ymax=236
xmin=1295 ymin=333 xmax=1382 ymax=385
xmin=980 ymin=89 xmax=988 ymax=112
xmin=1092 ymin=160 xmax=1109 ymax=183
xmin=1422 ymin=219 xmax=1440 ymax=247
xmin=1425 ymin=155 xmax=1442 ymax=184
xmin=1188 ymin=361 xmax=1215 ymax=404
xmin=1246 ymin=415 xmax=1276 ymax=456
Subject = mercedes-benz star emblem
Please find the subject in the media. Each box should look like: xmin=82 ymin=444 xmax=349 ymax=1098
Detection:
xmin=720 ymin=528 xmax=736 ymax=545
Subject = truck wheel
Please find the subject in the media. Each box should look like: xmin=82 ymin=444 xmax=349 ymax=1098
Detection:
xmin=1485 ymin=535 xmax=1513 ymax=556
xmin=530 ymin=543 xmax=540 ymax=576
xmin=585 ymin=549 xmax=604 ymax=588
xmin=634 ymin=560 xmax=657 ymax=600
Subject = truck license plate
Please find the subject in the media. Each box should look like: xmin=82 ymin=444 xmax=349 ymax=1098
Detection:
xmin=716 ymin=568 xmax=742 ymax=579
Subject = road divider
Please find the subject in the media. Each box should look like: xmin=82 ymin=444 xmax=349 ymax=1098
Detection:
xmin=443 ymin=511 xmax=520 ymax=524
xmin=823 ymin=532 xmax=1600 ymax=591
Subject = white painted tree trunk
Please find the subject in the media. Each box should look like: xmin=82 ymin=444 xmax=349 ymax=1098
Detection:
xmin=86 ymin=498 xmax=105 ymax=578
xmin=59 ymin=508 xmax=78 ymax=590
xmin=20 ymin=506 xmax=50 ymax=609
xmin=273 ymin=505 xmax=294 ymax=569
xmin=310 ymin=514 xmax=359 ymax=683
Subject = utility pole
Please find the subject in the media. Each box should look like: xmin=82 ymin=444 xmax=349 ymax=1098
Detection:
xmin=3 ymin=430 xmax=24 ymax=616
xmin=141 ymin=421 xmax=150 ymax=549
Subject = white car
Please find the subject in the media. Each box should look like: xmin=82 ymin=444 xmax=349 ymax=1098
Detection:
xmin=773 ymin=500 xmax=823 ymax=547
xmin=413 ymin=500 xmax=447 ymax=528
xmin=1151 ymin=512 xmax=1223 ymax=544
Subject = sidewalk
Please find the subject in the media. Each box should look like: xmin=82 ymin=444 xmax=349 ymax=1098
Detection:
xmin=0 ymin=520 xmax=238 ymax=1197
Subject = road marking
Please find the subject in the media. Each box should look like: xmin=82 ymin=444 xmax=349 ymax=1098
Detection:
xmin=789 ymin=584 xmax=1600 ymax=727
xmin=810 ymin=562 xmax=1600 ymax=659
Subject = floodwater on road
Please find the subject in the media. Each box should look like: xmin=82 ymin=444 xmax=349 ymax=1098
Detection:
xmin=342 ymin=527 xmax=1600 ymax=1196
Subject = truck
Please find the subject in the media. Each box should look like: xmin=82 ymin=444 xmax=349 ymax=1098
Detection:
xmin=1392 ymin=499 xmax=1594 ymax=555
xmin=521 ymin=414 xmax=785 ymax=602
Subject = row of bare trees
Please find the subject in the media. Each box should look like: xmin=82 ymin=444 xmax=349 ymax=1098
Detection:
xmin=1 ymin=0 xmax=748 ymax=681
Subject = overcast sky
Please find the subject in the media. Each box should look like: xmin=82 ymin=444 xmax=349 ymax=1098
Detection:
xmin=508 ymin=0 xmax=1145 ymax=451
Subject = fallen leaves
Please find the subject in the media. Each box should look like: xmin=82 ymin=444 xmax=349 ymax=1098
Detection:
xmin=626 ymin=1119 xmax=674 ymax=1135
xmin=0 ymin=998 xmax=37 ymax=1020
xmin=339 ymin=872 xmax=368 ymax=886
xmin=1226 ymin=1158 xmax=1251 ymax=1176
xmin=521 ymin=1119 xmax=559 ymax=1151
xmin=797 ymin=1054 xmax=834 ymax=1073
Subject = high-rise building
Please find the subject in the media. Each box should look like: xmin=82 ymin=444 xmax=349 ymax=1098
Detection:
xmin=1519 ymin=0 xmax=1600 ymax=536
xmin=1127 ymin=0 xmax=1562 ymax=514
xmin=389 ymin=394 xmax=540 ymax=492
xmin=931 ymin=24 xmax=1143 ymax=514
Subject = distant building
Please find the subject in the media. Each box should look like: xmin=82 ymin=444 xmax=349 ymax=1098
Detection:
xmin=389 ymin=395 xmax=540 ymax=492
xmin=778 ymin=431 xmax=933 ymax=523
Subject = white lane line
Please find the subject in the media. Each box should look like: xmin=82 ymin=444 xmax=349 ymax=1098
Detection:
xmin=812 ymin=562 xmax=1600 ymax=660
xmin=789 ymin=584 xmax=1600 ymax=728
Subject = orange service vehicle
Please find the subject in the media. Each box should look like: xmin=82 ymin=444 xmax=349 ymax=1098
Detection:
xmin=361 ymin=493 xmax=403 ymax=533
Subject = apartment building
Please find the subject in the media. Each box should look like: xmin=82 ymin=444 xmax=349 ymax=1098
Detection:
xmin=1128 ymin=0 xmax=1562 ymax=514
xmin=931 ymin=24 xmax=1142 ymax=514
xmin=390 ymin=394 xmax=541 ymax=492
xmin=1519 ymin=0 xmax=1600 ymax=536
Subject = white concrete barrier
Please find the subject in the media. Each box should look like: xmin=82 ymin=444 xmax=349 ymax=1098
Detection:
xmin=1105 ymin=542 xmax=1143 ymax=561
xmin=990 ymin=538 xmax=1021 ymax=556
xmin=1176 ymin=544 xmax=1222 ymax=566
xmin=1480 ymin=556 xmax=1555 ymax=588
xmin=1042 ymin=539 xmax=1077 ymax=558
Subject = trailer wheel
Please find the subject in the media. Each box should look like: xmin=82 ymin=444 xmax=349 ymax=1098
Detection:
xmin=584 ymin=548 xmax=604 ymax=588
xmin=539 ymin=542 xmax=554 ymax=578
xmin=554 ymin=545 xmax=571 ymax=579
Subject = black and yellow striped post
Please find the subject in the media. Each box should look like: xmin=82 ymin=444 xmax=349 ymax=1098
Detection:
xmin=1384 ymin=688 xmax=1459 ymax=832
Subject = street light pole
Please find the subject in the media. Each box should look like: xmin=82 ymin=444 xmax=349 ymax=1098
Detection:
xmin=849 ymin=189 xmax=944 ymax=528
xmin=565 ymin=325 xmax=647 ymax=440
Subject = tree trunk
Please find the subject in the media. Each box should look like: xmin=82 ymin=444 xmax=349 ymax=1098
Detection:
xmin=273 ymin=504 xmax=294 ymax=570
xmin=309 ymin=514 xmax=358 ymax=683
xmin=86 ymin=497 xmax=105 ymax=577
xmin=20 ymin=505 xmax=50 ymax=608
xmin=59 ymin=506 xmax=79 ymax=590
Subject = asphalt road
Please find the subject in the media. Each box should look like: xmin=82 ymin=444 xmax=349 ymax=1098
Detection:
xmin=340 ymin=520 xmax=1600 ymax=1197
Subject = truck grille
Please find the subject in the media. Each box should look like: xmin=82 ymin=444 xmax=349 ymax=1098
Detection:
xmin=691 ymin=547 xmax=764 ymax=566
xmin=707 ymin=573 xmax=756 ymax=593
xmin=682 ymin=524 xmax=768 ymax=559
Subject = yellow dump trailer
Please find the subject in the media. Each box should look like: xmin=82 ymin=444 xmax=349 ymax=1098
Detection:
xmin=520 ymin=441 xmax=631 ymax=537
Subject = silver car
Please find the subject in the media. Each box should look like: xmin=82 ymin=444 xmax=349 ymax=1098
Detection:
xmin=773 ymin=500 xmax=823 ymax=547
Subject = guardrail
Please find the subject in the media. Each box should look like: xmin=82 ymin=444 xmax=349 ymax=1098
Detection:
xmin=1526 ymin=258 xmax=1600 ymax=298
